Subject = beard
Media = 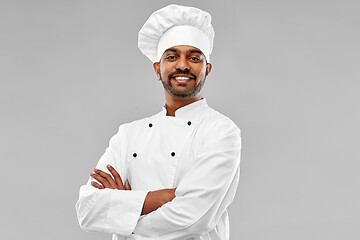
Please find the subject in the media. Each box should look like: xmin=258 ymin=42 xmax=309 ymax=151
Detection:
xmin=159 ymin=70 xmax=206 ymax=98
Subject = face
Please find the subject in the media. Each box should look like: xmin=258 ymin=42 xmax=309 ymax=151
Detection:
xmin=153 ymin=45 xmax=212 ymax=99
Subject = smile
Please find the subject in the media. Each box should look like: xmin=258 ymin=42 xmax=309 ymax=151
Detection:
xmin=174 ymin=77 xmax=191 ymax=80
xmin=172 ymin=76 xmax=194 ymax=84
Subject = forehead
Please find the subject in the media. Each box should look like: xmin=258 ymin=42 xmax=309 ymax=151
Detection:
xmin=163 ymin=45 xmax=204 ymax=55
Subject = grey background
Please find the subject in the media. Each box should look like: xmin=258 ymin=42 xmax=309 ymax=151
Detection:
xmin=1 ymin=0 xmax=359 ymax=239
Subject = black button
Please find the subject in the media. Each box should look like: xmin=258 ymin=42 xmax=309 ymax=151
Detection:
xmin=133 ymin=153 xmax=137 ymax=157
xmin=187 ymin=121 xmax=192 ymax=126
xmin=149 ymin=123 xmax=153 ymax=127
xmin=171 ymin=152 xmax=175 ymax=157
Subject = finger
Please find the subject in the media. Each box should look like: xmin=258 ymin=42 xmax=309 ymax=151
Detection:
xmin=125 ymin=180 xmax=131 ymax=190
xmin=107 ymin=165 xmax=124 ymax=190
xmin=94 ymin=168 xmax=117 ymax=189
xmin=90 ymin=172 xmax=110 ymax=188
xmin=91 ymin=181 xmax=105 ymax=189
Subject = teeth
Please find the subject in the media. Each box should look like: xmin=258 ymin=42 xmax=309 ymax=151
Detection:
xmin=175 ymin=77 xmax=190 ymax=80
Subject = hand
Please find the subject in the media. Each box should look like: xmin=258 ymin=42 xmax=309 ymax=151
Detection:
xmin=142 ymin=188 xmax=176 ymax=215
xmin=90 ymin=164 xmax=131 ymax=190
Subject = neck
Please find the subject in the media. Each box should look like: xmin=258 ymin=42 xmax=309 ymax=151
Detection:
xmin=164 ymin=91 xmax=202 ymax=117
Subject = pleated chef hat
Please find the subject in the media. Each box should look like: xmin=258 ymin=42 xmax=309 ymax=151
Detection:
xmin=138 ymin=4 xmax=215 ymax=63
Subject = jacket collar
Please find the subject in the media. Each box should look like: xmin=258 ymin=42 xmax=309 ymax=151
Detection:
xmin=161 ymin=98 xmax=209 ymax=119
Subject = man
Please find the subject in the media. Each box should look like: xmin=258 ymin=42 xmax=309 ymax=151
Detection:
xmin=76 ymin=4 xmax=241 ymax=240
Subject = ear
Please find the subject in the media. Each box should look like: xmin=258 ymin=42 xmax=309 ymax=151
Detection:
xmin=205 ymin=63 xmax=212 ymax=76
xmin=153 ymin=62 xmax=161 ymax=80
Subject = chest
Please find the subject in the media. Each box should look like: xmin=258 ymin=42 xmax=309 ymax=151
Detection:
xmin=126 ymin=117 xmax=200 ymax=191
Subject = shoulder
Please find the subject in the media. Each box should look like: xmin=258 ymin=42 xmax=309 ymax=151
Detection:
xmin=194 ymin=107 xmax=242 ymax=160
xmin=194 ymin=106 xmax=241 ymax=149
xmin=202 ymin=107 xmax=241 ymax=135
xmin=116 ymin=111 xmax=162 ymax=135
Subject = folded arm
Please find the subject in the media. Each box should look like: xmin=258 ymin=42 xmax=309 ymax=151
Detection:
xmin=75 ymin=125 xmax=149 ymax=236
xmin=91 ymin=165 xmax=176 ymax=215
xmin=75 ymin=124 xmax=177 ymax=236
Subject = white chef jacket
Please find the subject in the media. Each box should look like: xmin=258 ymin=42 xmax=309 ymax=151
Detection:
xmin=75 ymin=98 xmax=241 ymax=240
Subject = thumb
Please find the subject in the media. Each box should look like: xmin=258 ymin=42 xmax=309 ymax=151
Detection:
xmin=125 ymin=180 xmax=131 ymax=190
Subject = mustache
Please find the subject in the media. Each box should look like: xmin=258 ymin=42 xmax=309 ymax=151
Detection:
xmin=168 ymin=70 xmax=196 ymax=79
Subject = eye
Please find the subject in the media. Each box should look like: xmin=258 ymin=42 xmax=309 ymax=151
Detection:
xmin=190 ymin=56 xmax=201 ymax=62
xmin=165 ymin=55 xmax=177 ymax=61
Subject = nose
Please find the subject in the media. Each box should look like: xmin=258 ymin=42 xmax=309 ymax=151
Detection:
xmin=175 ymin=55 xmax=190 ymax=71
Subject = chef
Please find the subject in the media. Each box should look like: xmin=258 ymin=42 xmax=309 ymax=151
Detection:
xmin=76 ymin=4 xmax=241 ymax=240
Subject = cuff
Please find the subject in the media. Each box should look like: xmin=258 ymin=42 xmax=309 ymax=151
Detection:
xmin=104 ymin=189 xmax=149 ymax=236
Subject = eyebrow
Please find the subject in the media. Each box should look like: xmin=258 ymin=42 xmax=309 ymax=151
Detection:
xmin=164 ymin=48 xmax=178 ymax=53
xmin=163 ymin=48 xmax=203 ymax=55
xmin=188 ymin=49 xmax=203 ymax=55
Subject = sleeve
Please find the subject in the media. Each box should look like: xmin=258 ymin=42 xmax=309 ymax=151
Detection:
xmin=133 ymin=118 xmax=241 ymax=239
xmin=75 ymin=124 xmax=149 ymax=236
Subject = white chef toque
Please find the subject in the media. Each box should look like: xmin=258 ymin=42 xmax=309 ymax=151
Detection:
xmin=138 ymin=4 xmax=215 ymax=63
